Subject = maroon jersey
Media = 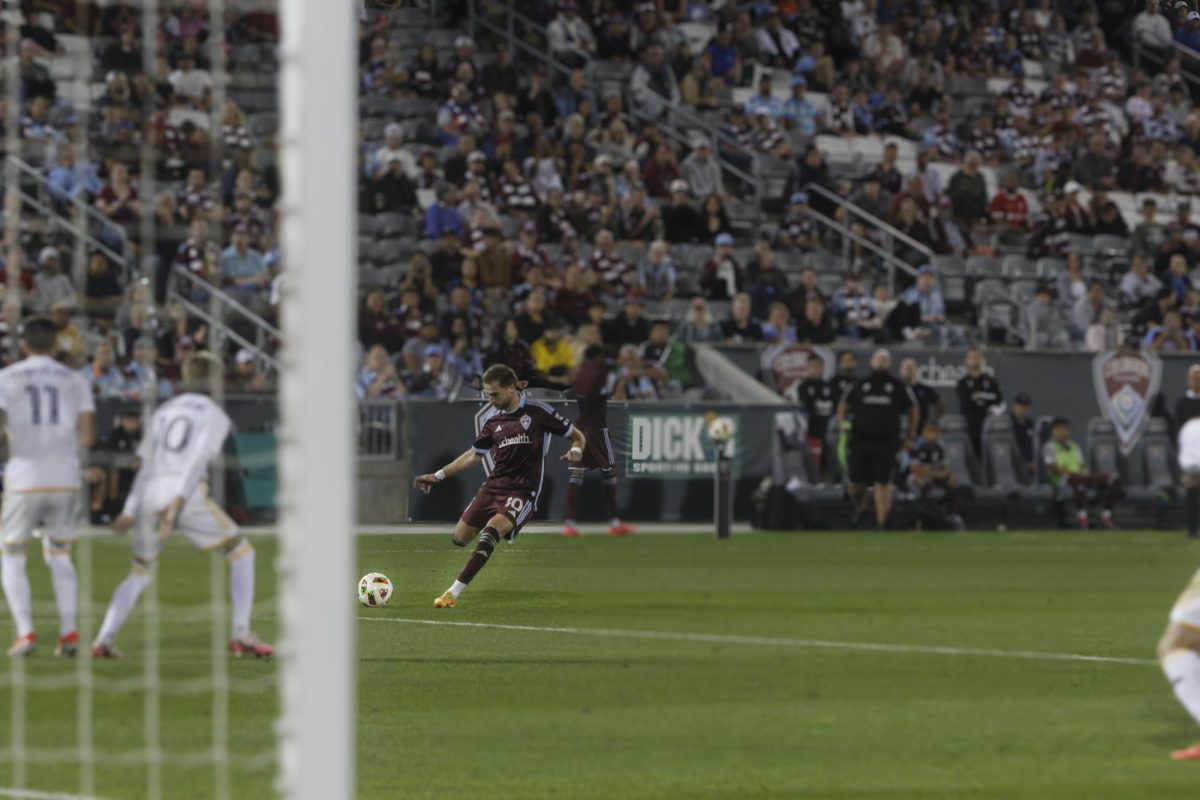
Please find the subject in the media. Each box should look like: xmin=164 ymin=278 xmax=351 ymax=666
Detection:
xmin=572 ymin=360 xmax=611 ymax=427
xmin=472 ymin=397 xmax=573 ymax=495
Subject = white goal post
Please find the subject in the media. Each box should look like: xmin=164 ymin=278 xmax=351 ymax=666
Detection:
xmin=277 ymin=1 xmax=357 ymax=798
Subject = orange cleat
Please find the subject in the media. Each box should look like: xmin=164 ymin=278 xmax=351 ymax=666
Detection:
xmin=1171 ymin=743 xmax=1200 ymax=761
xmin=229 ymin=634 xmax=274 ymax=659
xmin=6 ymin=632 xmax=36 ymax=657
xmin=55 ymin=631 xmax=80 ymax=658
xmin=91 ymin=641 xmax=123 ymax=660
xmin=562 ymin=525 xmax=583 ymax=537
xmin=608 ymin=522 xmax=636 ymax=537
xmin=433 ymin=592 xmax=457 ymax=609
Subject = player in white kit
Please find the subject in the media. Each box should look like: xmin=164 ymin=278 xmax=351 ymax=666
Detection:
xmin=1158 ymin=416 xmax=1200 ymax=760
xmin=1 ymin=318 xmax=96 ymax=657
xmin=92 ymin=354 xmax=272 ymax=659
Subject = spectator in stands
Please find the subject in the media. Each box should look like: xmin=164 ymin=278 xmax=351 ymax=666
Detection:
xmin=84 ymin=252 xmax=123 ymax=316
xmin=643 ymin=143 xmax=681 ymax=200
xmin=403 ymin=345 xmax=455 ymax=399
xmin=722 ymin=292 xmax=762 ymax=343
xmin=746 ymin=241 xmax=788 ymax=317
xmin=831 ymin=271 xmax=874 ymax=339
xmin=604 ymin=296 xmax=650 ymax=349
xmin=1165 ymin=253 xmax=1192 ymax=305
xmin=794 ymin=295 xmax=835 ymax=345
xmin=1086 ymin=307 xmax=1125 ymax=352
xmin=676 ymin=297 xmax=722 ymax=343
xmin=515 ymin=288 xmax=552 ymax=344
xmin=228 ymin=349 xmax=271 ymax=394
xmin=1071 ymin=281 xmax=1113 ymax=341
xmin=547 ymin=1 xmax=595 ymax=68
xmin=221 ymin=224 xmax=270 ymax=298
xmin=1176 ymin=10 xmax=1200 ymax=52
xmin=611 ymin=342 xmax=662 ymax=400
xmin=629 ymin=44 xmax=679 ymax=121
xmin=1119 ymin=255 xmax=1163 ymax=310
xmin=1144 ymin=308 xmax=1192 ymax=352
xmin=755 ymin=10 xmax=800 ymax=67
xmin=591 ymin=229 xmax=635 ymax=296
xmin=32 ymin=247 xmax=75 ymax=315
xmin=662 ymin=179 xmax=703 ymax=244
xmin=762 ymin=302 xmax=796 ymax=345
xmin=947 ymin=152 xmax=989 ymax=231
xmin=359 ymin=289 xmax=403 ymax=354
xmin=531 ymin=325 xmax=576 ymax=387
xmin=1056 ymin=251 xmax=1090 ymax=309
xmin=902 ymin=267 xmax=952 ymax=345
xmin=700 ymin=233 xmax=742 ymax=300
xmin=703 ymin=24 xmax=741 ymax=85
xmin=357 ymin=343 xmax=404 ymax=402
xmin=1135 ymin=0 xmax=1174 ymax=51
xmin=990 ymin=172 xmax=1030 ymax=232
xmin=680 ymin=138 xmax=723 ymax=200
xmin=637 ymin=240 xmax=677 ymax=301
xmin=776 ymin=193 xmax=817 ymax=252
xmin=679 ymin=55 xmax=718 ymax=111
xmin=80 ymin=341 xmax=126 ymax=399
xmin=1024 ymin=283 xmax=1069 ymax=349
xmin=95 ymin=162 xmax=140 ymax=228
xmin=745 ymin=74 xmax=782 ymax=121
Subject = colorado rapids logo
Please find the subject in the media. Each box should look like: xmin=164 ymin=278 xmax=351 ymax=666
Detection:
xmin=519 ymin=414 xmax=531 ymax=430
xmin=1092 ymin=350 xmax=1162 ymax=455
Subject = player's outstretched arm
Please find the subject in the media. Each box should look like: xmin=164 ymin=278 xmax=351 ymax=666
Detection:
xmin=413 ymin=448 xmax=482 ymax=494
xmin=561 ymin=426 xmax=586 ymax=463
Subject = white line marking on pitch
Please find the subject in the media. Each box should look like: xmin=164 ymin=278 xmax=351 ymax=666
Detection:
xmin=0 ymin=790 xmax=106 ymax=800
xmin=360 ymin=617 xmax=1157 ymax=667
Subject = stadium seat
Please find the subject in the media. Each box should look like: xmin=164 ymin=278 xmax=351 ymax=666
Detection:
xmin=1001 ymin=255 xmax=1037 ymax=279
xmin=1130 ymin=417 xmax=1176 ymax=491
xmin=1091 ymin=234 xmax=1130 ymax=259
xmin=1085 ymin=418 xmax=1127 ymax=482
xmin=966 ymin=255 xmax=1001 ymax=278
xmin=939 ymin=415 xmax=979 ymax=487
xmin=982 ymin=414 xmax=1032 ymax=490
xmin=1035 ymin=257 xmax=1064 ymax=279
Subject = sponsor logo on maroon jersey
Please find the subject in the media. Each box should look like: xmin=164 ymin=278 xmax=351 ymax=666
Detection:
xmin=1092 ymin=350 xmax=1161 ymax=455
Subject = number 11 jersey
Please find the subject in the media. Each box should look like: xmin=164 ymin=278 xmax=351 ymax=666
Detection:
xmin=0 ymin=354 xmax=94 ymax=492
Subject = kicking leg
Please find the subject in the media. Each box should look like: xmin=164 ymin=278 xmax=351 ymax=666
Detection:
xmin=42 ymin=538 xmax=79 ymax=655
xmin=603 ymin=470 xmax=633 ymax=536
xmin=222 ymin=536 xmax=273 ymax=658
xmin=435 ymin=514 xmax=513 ymax=608
xmin=93 ymin=558 xmax=155 ymax=657
xmin=1158 ymin=621 xmax=1200 ymax=759
xmin=563 ymin=467 xmax=584 ymax=537
xmin=2 ymin=542 xmax=35 ymax=655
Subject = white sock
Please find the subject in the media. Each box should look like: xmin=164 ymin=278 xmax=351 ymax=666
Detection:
xmin=1 ymin=553 xmax=33 ymax=638
xmin=43 ymin=551 xmax=78 ymax=635
xmin=610 ymin=518 xmax=621 ymax=528
xmin=229 ymin=546 xmax=256 ymax=639
xmin=564 ymin=519 xmax=577 ymax=528
xmin=1164 ymin=649 xmax=1200 ymax=726
xmin=447 ymin=580 xmax=468 ymax=598
xmin=96 ymin=571 xmax=152 ymax=645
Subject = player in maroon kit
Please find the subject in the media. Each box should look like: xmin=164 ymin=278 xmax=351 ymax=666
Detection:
xmin=413 ymin=364 xmax=586 ymax=608
xmin=562 ymin=347 xmax=634 ymax=537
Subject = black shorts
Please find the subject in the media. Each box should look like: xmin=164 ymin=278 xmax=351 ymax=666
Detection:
xmin=849 ymin=438 xmax=900 ymax=486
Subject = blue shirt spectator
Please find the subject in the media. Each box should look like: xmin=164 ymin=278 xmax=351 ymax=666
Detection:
xmin=221 ymin=226 xmax=268 ymax=288
xmin=425 ymin=201 xmax=463 ymax=240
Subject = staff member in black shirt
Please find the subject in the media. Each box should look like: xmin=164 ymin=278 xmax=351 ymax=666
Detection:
xmin=956 ymin=347 xmax=1003 ymax=458
xmin=1176 ymin=365 xmax=1200 ymax=426
xmin=1010 ymin=392 xmax=1036 ymax=480
xmin=797 ymin=356 xmax=836 ymax=482
xmin=836 ymin=349 xmax=918 ymax=529
xmin=900 ymin=357 xmax=944 ymax=433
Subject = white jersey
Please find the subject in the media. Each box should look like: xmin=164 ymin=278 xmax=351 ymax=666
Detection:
xmin=125 ymin=393 xmax=231 ymax=510
xmin=1180 ymin=418 xmax=1200 ymax=473
xmin=0 ymin=354 xmax=94 ymax=492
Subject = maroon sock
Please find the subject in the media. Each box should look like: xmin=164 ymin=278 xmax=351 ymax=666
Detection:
xmin=602 ymin=472 xmax=619 ymax=521
xmin=457 ymin=526 xmax=499 ymax=585
xmin=565 ymin=469 xmax=584 ymax=524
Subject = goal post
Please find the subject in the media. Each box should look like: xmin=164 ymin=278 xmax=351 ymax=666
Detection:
xmin=277 ymin=1 xmax=357 ymax=798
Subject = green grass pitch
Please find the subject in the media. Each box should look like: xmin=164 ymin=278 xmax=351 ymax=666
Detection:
xmin=2 ymin=529 xmax=1200 ymax=799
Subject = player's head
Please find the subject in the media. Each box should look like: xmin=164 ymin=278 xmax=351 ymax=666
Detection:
xmin=583 ymin=345 xmax=605 ymax=364
xmin=805 ymin=356 xmax=824 ymax=379
xmin=869 ymin=348 xmax=891 ymax=373
xmin=481 ymin=363 xmax=521 ymax=411
xmin=1189 ymin=364 xmax=1200 ymax=394
xmin=837 ymin=350 xmax=857 ymax=375
xmin=181 ymin=352 xmax=224 ymax=393
xmin=921 ymin=420 xmax=940 ymax=443
xmin=120 ymin=406 xmax=141 ymax=431
xmin=964 ymin=347 xmax=983 ymax=372
xmin=1050 ymin=417 xmax=1070 ymax=442
xmin=19 ymin=316 xmax=58 ymax=356
xmin=899 ymin=357 xmax=918 ymax=384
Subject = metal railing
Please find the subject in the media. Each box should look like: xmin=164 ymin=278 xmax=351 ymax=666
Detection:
xmin=467 ymin=0 xmax=762 ymax=209
xmin=806 ymin=206 xmax=922 ymax=292
xmin=804 ymin=182 xmax=935 ymax=265
xmin=168 ymin=264 xmax=281 ymax=372
xmin=358 ymin=402 xmax=401 ymax=459
xmin=1131 ymin=38 xmax=1200 ymax=97
xmin=2 ymin=155 xmax=130 ymax=278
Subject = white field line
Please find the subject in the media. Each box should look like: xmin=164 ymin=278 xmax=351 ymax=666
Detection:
xmin=0 ymin=790 xmax=107 ymax=800
xmin=360 ymin=616 xmax=1158 ymax=668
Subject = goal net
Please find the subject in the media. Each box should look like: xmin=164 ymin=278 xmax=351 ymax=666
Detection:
xmin=0 ymin=0 xmax=355 ymax=797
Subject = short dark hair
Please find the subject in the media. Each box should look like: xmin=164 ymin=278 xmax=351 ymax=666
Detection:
xmin=21 ymin=317 xmax=57 ymax=355
xmin=482 ymin=363 xmax=518 ymax=388
xmin=1051 ymin=417 xmax=1070 ymax=429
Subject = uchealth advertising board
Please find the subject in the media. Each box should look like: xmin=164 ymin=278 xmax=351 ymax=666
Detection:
xmin=625 ymin=411 xmax=742 ymax=479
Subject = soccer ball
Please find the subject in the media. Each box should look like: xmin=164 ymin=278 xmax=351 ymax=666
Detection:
xmin=708 ymin=416 xmax=735 ymax=443
xmin=358 ymin=572 xmax=394 ymax=608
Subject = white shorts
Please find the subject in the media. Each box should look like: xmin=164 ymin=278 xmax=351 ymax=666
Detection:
xmin=130 ymin=481 xmax=240 ymax=562
xmin=1170 ymin=568 xmax=1200 ymax=631
xmin=2 ymin=490 xmax=81 ymax=549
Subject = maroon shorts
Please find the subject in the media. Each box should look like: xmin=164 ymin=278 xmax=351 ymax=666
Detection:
xmin=460 ymin=485 xmax=536 ymax=534
xmin=575 ymin=422 xmax=616 ymax=471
